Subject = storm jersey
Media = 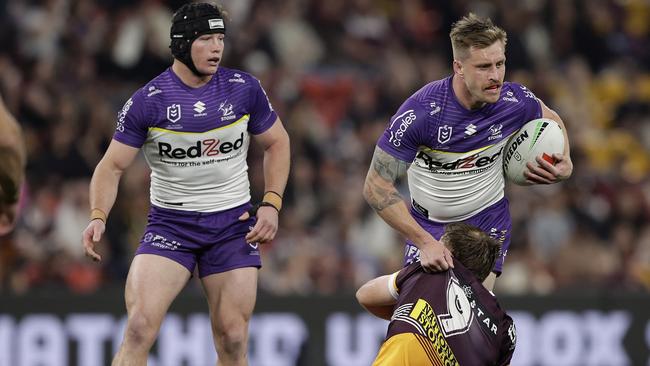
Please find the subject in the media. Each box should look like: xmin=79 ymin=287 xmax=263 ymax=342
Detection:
xmin=377 ymin=75 xmax=541 ymax=222
xmin=113 ymin=67 xmax=277 ymax=212
xmin=373 ymin=259 xmax=516 ymax=366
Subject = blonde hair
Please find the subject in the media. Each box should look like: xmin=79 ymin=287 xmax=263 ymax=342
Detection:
xmin=449 ymin=13 xmax=507 ymax=60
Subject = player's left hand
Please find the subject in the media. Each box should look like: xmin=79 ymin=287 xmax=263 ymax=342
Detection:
xmin=524 ymin=153 xmax=573 ymax=185
xmin=239 ymin=206 xmax=278 ymax=244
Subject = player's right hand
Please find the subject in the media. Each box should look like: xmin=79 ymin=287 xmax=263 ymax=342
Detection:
xmin=418 ymin=239 xmax=454 ymax=272
xmin=82 ymin=219 xmax=105 ymax=262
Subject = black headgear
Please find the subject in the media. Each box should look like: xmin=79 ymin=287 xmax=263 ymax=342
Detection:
xmin=170 ymin=3 xmax=226 ymax=76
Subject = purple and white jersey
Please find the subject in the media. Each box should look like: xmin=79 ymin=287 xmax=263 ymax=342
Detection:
xmin=114 ymin=67 xmax=277 ymax=212
xmin=378 ymin=75 xmax=541 ymax=222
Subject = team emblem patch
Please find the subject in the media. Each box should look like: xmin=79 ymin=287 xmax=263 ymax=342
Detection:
xmin=167 ymin=104 xmax=181 ymax=123
xmin=508 ymin=323 xmax=517 ymax=348
xmin=218 ymin=100 xmax=236 ymax=121
xmin=438 ymin=125 xmax=452 ymax=144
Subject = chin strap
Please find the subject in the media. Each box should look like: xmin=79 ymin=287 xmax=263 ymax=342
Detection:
xmin=178 ymin=54 xmax=203 ymax=77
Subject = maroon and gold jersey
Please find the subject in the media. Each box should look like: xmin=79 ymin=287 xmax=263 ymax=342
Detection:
xmin=373 ymin=258 xmax=516 ymax=366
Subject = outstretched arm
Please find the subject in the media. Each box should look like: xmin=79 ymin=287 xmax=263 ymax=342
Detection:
xmin=363 ymin=146 xmax=453 ymax=272
xmin=525 ymin=100 xmax=573 ymax=184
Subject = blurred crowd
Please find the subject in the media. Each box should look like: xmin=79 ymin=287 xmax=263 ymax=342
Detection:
xmin=0 ymin=0 xmax=648 ymax=296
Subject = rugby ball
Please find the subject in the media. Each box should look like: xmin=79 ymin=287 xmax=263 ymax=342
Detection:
xmin=503 ymin=118 xmax=564 ymax=185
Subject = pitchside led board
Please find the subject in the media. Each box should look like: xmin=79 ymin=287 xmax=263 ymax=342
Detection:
xmin=0 ymin=292 xmax=648 ymax=366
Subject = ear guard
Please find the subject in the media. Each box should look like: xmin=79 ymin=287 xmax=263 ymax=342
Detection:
xmin=170 ymin=3 xmax=226 ymax=76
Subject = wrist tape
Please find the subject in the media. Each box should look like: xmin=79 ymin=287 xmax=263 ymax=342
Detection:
xmin=90 ymin=208 xmax=107 ymax=223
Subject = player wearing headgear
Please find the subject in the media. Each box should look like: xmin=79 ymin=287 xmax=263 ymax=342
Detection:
xmin=0 ymin=96 xmax=25 ymax=236
xmin=362 ymin=13 xmax=573 ymax=290
xmin=170 ymin=2 xmax=226 ymax=76
xmin=82 ymin=3 xmax=290 ymax=365
xmin=357 ymin=223 xmax=516 ymax=365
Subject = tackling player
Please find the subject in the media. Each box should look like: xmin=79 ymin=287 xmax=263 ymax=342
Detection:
xmin=81 ymin=3 xmax=290 ymax=365
xmin=357 ymin=223 xmax=515 ymax=365
xmin=363 ymin=13 xmax=573 ymax=290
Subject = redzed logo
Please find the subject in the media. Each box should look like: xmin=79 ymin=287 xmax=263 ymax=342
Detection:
xmin=417 ymin=147 xmax=503 ymax=171
xmin=158 ymin=133 xmax=244 ymax=159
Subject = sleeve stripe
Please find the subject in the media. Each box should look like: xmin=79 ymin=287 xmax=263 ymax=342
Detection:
xmin=388 ymin=272 xmax=399 ymax=300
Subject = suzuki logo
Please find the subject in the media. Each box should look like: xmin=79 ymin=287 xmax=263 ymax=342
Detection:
xmin=193 ymin=101 xmax=206 ymax=113
xmin=465 ymin=124 xmax=477 ymax=136
xmin=166 ymin=104 xmax=181 ymax=123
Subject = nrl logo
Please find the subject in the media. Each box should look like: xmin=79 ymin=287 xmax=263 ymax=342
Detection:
xmin=167 ymin=104 xmax=181 ymax=123
xmin=438 ymin=125 xmax=452 ymax=144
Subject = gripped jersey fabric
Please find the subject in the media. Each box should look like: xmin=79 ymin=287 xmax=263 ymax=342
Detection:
xmin=373 ymin=259 xmax=516 ymax=366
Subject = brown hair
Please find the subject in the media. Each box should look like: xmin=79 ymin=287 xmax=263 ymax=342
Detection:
xmin=449 ymin=13 xmax=507 ymax=60
xmin=441 ymin=222 xmax=501 ymax=281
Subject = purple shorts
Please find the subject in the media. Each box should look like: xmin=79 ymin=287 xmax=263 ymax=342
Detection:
xmin=404 ymin=197 xmax=512 ymax=274
xmin=135 ymin=203 xmax=261 ymax=278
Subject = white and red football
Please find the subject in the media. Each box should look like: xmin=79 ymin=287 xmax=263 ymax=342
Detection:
xmin=503 ymin=118 xmax=565 ymax=185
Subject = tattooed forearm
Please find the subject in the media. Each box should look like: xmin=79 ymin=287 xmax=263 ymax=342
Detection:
xmin=364 ymin=181 xmax=403 ymax=211
xmin=371 ymin=147 xmax=409 ymax=182
xmin=363 ymin=147 xmax=410 ymax=211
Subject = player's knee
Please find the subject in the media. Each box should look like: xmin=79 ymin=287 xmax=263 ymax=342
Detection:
xmin=216 ymin=327 xmax=247 ymax=357
xmin=124 ymin=312 xmax=158 ymax=347
xmin=214 ymin=318 xmax=249 ymax=355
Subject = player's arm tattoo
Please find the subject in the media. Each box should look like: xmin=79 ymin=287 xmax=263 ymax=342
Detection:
xmin=363 ymin=147 xmax=410 ymax=211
